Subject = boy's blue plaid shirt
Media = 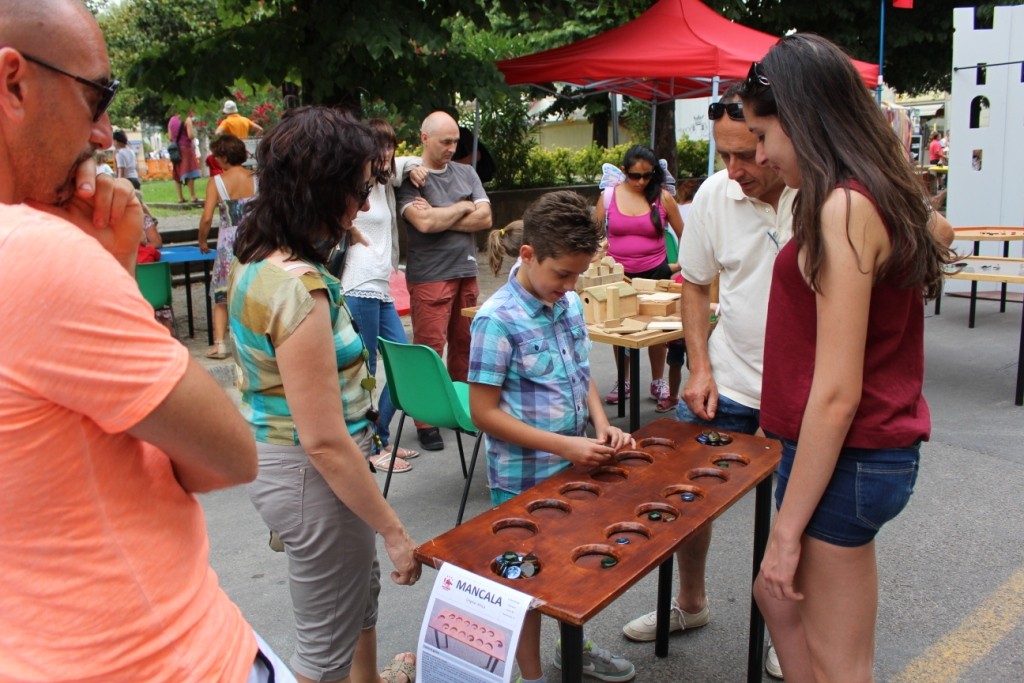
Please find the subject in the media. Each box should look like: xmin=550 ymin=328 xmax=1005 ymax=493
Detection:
xmin=469 ymin=267 xmax=592 ymax=494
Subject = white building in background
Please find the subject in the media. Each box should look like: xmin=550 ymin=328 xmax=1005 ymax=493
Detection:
xmin=947 ymin=4 xmax=1023 ymax=231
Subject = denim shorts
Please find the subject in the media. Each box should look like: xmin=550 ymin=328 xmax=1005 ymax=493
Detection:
xmin=675 ymin=393 xmax=760 ymax=435
xmin=773 ymin=437 xmax=920 ymax=547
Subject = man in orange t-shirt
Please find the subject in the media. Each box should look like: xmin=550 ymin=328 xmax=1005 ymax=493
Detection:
xmin=216 ymin=99 xmax=264 ymax=138
xmin=0 ymin=2 xmax=292 ymax=681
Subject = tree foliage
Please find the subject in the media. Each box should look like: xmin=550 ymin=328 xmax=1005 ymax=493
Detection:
xmin=130 ymin=0 xmax=563 ymax=120
xmin=730 ymin=0 xmax=1024 ymax=95
xmin=98 ymin=0 xmax=221 ymax=125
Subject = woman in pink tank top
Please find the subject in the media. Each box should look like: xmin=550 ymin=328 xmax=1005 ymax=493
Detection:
xmin=739 ymin=34 xmax=954 ymax=682
xmin=593 ymin=145 xmax=683 ymax=411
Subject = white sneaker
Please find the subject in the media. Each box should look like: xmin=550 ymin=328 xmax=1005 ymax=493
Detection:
xmin=554 ymin=639 xmax=635 ymax=682
xmin=765 ymin=640 xmax=783 ymax=679
xmin=621 ymin=598 xmax=710 ymax=642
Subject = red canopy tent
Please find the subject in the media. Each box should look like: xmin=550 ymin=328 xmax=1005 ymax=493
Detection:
xmin=496 ymin=0 xmax=879 ymax=100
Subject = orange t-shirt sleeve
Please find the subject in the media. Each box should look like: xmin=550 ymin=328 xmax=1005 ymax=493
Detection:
xmin=0 ymin=207 xmax=188 ymax=433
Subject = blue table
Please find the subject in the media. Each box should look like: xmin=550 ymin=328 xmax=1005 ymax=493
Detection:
xmin=159 ymin=246 xmax=216 ymax=345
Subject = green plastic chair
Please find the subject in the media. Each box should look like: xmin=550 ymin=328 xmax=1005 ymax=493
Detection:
xmin=377 ymin=337 xmax=483 ymax=526
xmin=136 ymin=261 xmax=177 ymax=332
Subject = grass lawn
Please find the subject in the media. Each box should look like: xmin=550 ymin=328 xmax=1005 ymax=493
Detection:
xmin=142 ymin=178 xmax=209 ymax=204
xmin=142 ymin=178 xmax=209 ymax=217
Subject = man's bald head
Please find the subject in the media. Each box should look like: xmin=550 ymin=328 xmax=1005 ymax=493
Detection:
xmin=0 ymin=0 xmax=98 ymax=56
xmin=419 ymin=111 xmax=460 ymax=169
xmin=0 ymin=0 xmax=112 ymax=205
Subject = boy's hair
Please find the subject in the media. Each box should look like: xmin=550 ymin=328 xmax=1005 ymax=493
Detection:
xmin=487 ymin=220 xmax=523 ymax=277
xmin=521 ymin=190 xmax=599 ymax=262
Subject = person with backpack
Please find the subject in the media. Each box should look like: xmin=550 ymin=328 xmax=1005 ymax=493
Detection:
xmin=167 ymin=109 xmax=200 ymax=203
xmin=198 ymin=134 xmax=257 ymax=359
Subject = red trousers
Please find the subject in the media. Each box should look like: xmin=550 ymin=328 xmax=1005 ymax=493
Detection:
xmin=408 ymin=276 xmax=479 ymax=428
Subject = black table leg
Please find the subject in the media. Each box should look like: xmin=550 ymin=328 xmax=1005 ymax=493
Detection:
xmin=655 ymin=555 xmax=674 ymax=657
xmin=559 ymin=622 xmax=584 ymax=683
xmin=1016 ymin=304 xmax=1024 ymax=406
xmin=616 ymin=346 xmax=626 ymax=420
xmin=934 ymin=278 xmax=942 ymax=316
xmin=629 ymin=348 xmax=641 ymax=432
xmin=969 ymin=241 xmax=980 ymax=329
xmin=183 ymin=263 xmax=195 ymax=338
xmin=1001 ymin=241 xmax=1009 ymax=313
xmin=747 ymin=477 xmax=773 ymax=683
xmin=203 ymin=262 xmax=213 ymax=345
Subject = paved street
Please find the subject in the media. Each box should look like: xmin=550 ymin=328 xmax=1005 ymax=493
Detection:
xmin=161 ymin=213 xmax=1024 ymax=681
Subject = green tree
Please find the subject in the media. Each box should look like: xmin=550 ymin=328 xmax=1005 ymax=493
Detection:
xmin=98 ymin=0 xmax=220 ymax=126
xmin=732 ymin=1 xmax=1024 ymax=94
xmin=130 ymin=0 xmax=560 ymax=120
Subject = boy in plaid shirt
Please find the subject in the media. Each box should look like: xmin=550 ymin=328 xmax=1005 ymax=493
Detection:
xmin=469 ymin=190 xmax=635 ymax=683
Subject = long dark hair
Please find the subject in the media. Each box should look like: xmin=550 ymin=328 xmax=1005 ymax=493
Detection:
xmin=234 ymin=107 xmax=378 ymax=264
xmin=622 ymin=144 xmax=665 ymax=237
xmin=739 ymin=33 xmax=950 ymax=298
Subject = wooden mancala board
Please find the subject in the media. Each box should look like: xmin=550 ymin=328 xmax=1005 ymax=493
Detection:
xmin=415 ymin=418 xmax=780 ymax=625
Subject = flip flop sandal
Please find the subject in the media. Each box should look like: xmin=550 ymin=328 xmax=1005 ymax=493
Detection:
xmin=371 ymin=452 xmax=413 ymax=474
xmin=380 ymin=654 xmax=416 ymax=683
xmin=381 ymin=445 xmax=420 ymax=460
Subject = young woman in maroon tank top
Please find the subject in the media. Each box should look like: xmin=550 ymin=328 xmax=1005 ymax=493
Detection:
xmin=739 ymin=34 xmax=954 ymax=683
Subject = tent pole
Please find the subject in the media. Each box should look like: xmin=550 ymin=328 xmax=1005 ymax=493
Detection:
xmin=611 ymin=93 xmax=620 ymax=146
xmin=876 ymin=1 xmax=886 ymax=104
xmin=472 ymin=98 xmax=480 ymax=172
xmin=649 ymin=98 xmax=656 ymax=148
xmin=708 ymin=76 xmax=720 ymax=176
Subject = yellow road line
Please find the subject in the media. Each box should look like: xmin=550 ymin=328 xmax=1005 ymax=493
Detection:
xmin=893 ymin=566 xmax=1024 ymax=683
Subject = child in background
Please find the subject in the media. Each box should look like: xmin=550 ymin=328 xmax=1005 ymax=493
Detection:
xmin=469 ymin=191 xmax=636 ymax=683
xmin=486 ymin=219 xmax=524 ymax=278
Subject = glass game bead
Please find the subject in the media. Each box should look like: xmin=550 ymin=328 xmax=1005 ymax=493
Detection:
xmin=648 ymin=511 xmax=662 ymax=521
xmin=615 ymin=537 xmax=630 ymax=544
xmin=600 ymin=556 xmax=618 ymax=568
xmin=681 ymin=492 xmax=696 ymax=502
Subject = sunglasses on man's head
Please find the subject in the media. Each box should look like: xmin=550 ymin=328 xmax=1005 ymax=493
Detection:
xmin=746 ymin=61 xmax=771 ymax=90
xmin=626 ymin=171 xmax=654 ymax=181
xmin=708 ymin=101 xmax=744 ymax=121
xmin=19 ymin=51 xmax=119 ymax=122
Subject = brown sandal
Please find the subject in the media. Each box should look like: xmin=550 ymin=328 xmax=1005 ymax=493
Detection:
xmin=380 ymin=652 xmax=416 ymax=683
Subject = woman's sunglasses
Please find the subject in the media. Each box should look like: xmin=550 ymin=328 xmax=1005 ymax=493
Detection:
xmin=626 ymin=171 xmax=654 ymax=181
xmin=708 ymin=101 xmax=744 ymax=121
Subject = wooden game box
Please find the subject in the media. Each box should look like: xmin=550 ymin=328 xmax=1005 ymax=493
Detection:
xmin=415 ymin=418 xmax=780 ymax=626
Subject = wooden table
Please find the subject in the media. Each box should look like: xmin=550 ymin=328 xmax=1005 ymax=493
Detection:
xmin=945 ymin=256 xmax=1024 ymax=405
xmin=463 ymin=306 xmax=684 ymax=432
xmin=415 ymin=418 xmax=781 ymax=683
xmin=938 ymin=227 xmax=1024 ymax=321
xmin=588 ymin=320 xmax=685 ymax=432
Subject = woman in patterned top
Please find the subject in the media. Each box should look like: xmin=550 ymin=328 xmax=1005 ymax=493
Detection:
xmin=228 ymin=107 xmax=419 ymax=683
xmin=198 ymin=134 xmax=256 ymax=359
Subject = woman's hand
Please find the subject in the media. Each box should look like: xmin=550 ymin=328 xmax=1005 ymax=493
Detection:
xmin=382 ymin=528 xmax=422 ymax=586
xmin=198 ymin=239 xmax=210 ymax=254
xmin=758 ymin=525 xmax=805 ymax=602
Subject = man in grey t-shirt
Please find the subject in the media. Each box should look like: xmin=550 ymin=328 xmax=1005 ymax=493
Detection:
xmin=396 ymin=111 xmax=492 ymax=451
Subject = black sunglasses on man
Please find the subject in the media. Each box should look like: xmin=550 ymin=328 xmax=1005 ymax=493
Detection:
xmin=18 ymin=51 xmax=119 ymax=122
xmin=708 ymin=101 xmax=744 ymax=121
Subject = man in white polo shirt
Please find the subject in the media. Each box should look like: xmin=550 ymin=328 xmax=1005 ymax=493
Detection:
xmin=621 ymin=85 xmax=793 ymax=679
